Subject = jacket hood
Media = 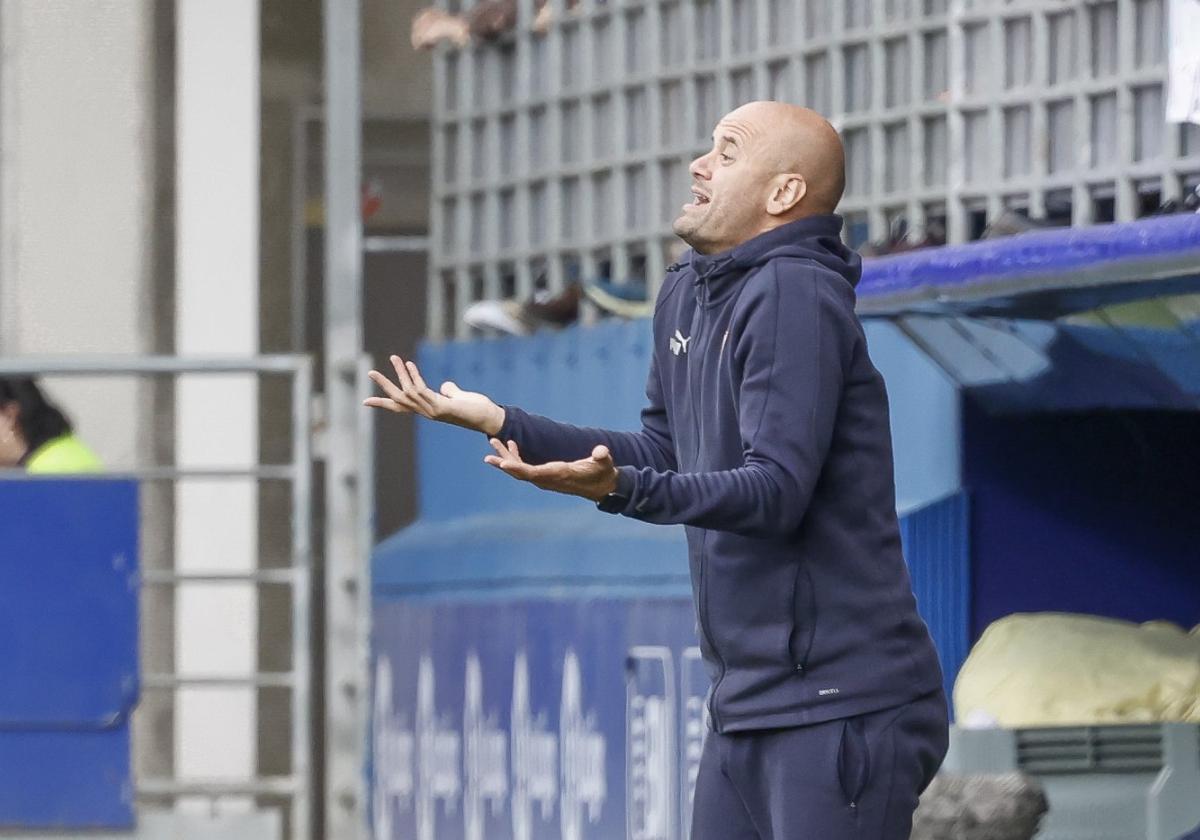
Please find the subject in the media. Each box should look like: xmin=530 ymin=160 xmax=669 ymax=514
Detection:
xmin=685 ymin=214 xmax=862 ymax=303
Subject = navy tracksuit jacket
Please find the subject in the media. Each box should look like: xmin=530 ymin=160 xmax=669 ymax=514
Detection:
xmin=498 ymin=214 xmax=944 ymax=734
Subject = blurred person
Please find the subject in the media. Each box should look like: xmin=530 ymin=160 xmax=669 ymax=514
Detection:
xmin=0 ymin=377 xmax=101 ymax=474
xmin=368 ymin=102 xmax=946 ymax=839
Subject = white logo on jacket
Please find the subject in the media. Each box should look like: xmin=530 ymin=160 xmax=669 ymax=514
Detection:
xmin=669 ymin=329 xmax=692 ymax=356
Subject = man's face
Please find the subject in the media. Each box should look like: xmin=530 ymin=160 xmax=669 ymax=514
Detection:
xmin=672 ymin=114 xmax=775 ymax=254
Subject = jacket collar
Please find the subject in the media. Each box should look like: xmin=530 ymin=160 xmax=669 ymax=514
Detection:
xmin=687 ymin=214 xmax=845 ymax=301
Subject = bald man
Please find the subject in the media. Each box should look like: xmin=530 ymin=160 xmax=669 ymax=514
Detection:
xmin=368 ymin=102 xmax=947 ymax=839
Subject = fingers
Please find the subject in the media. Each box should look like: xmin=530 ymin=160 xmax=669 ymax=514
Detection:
xmin=367 ymin=369 xmax=407 ymax=403
xmin=368 ymin=357 xmax=437 ymax=418
xmin=388 ymin=355 xmax=427 ymax=410
xmin=366 ymin=370 xmax=427 ymax=418
xmin=362 ymin=396 xmax=410 ymax=414
xmin=440 ymin=381 xmax=462 ymax=398
xmin=484 ymin=439 xmax=548 ymax=485
xmin=484 ymin=438 xmax=519 ymax=470
xmin=368 ymin=369 xmax=424 ymax=417
xmin=390 ymin=355 xmax=416 ymax=392
xmin=483 ymin=438 xmax=526 ymax=463
xmin=481 ymin=444 xmax=613 ymax=502
xmin=402 ymin=359 xmax=440 ymax=415
xmin=484 ymin=455 xmax=536 ymax=480
xmin=407 ymin=361 xmax=431 ymax=393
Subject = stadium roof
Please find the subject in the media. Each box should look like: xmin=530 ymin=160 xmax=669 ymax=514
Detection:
xmin=857 ymin=213 xmax=1200 ymax=319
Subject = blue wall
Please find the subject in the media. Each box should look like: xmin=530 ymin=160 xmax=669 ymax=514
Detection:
xmin=416 ymin=320 xmax=654 ymax=522
xmin=410 ymin=316 xmax=961 ymax=524
xmin=863 ymin=320 xmax=961 ymax=514
xmin=963 ymin=404 xmax=1200 ymax=638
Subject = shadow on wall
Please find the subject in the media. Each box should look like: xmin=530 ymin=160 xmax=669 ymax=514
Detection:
xmin=964 ymin=404 xmax=1200 ymax=638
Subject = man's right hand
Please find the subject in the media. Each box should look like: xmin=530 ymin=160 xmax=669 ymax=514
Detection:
xmin=364 ymin=355 xmax=506 ymax=436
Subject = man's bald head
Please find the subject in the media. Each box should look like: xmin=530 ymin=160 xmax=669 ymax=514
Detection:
xmin=673 ymin=102 xmax=847 ymax=253
xmin=731 ymin=101 xmax=846 ymax=213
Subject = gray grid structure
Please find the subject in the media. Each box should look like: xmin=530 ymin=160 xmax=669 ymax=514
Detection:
xmin=427 ymin=0 xmax=1200 ymax=340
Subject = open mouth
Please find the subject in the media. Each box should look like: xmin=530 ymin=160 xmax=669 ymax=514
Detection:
xmin=691 ymin=188 xmax=711 ymax=206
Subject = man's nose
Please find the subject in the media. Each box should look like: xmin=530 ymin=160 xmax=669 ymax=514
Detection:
xmin=689 ymin=152 xmax=713 ymax=181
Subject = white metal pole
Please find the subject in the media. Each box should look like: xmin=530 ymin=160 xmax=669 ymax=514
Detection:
xmin=322 ymin=0 xmax=369 ymax=838
xmin=291 ymin=358 xmax=315 ymax=840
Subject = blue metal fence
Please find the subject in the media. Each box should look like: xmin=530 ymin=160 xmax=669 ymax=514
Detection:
xmin=899 ymin=492 xmax=971 ymax=707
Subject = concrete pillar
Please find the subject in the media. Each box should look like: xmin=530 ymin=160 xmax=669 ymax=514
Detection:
xmin=0 ymin=0 xmax=157 ymax=453
xmin=173 ymin=0 xmax=260 ymax=811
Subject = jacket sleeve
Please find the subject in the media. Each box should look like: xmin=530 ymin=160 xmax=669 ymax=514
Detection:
xmin=605 ymin=265 xmax=854 ymax=537
xmin=494 ymin=350 xmax=677 ymax=472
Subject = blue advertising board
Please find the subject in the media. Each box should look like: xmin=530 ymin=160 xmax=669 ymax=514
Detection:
xmin=0 ymin=479 xmax=139 ymax=829
xmin=372 ymin=598 xmax=705 ymax=840
xmin=371 ymin=492 xmax=972 ymax=840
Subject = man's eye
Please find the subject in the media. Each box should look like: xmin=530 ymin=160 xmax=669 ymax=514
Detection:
xmin=719 ymin=153 xmax=733 ymax=163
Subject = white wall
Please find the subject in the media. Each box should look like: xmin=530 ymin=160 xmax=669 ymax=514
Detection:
xmin=0 ymin=0 xmax=155 ymax=463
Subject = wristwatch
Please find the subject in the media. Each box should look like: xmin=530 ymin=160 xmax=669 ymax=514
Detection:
xmin=596 ymin=469 xmax=634 ymax=514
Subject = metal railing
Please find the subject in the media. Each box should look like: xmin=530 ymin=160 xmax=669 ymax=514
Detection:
xmin=427 ymin=0 xmax=1200 ymax=339
xmin=0 ymin=355 xmax=315 ymax=840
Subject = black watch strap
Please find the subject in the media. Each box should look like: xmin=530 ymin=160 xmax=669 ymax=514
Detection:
xmin=596 ymin=468 xmax=635 ymax=514
xmin=596 ymin=489 xmax=630 ymax=514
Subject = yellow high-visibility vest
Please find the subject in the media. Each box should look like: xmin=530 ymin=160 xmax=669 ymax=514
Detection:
xmin=25 ymin=434 xmax=102 ymax=474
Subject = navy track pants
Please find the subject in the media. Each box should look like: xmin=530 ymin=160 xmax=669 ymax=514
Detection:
xmin=690 ymin=690 xmax=949 ymax=840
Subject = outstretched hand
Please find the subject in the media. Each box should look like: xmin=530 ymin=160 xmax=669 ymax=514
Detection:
xmin=364 ymin=355 xmax=505 ymax=435
xmin=484 ymin=439 xmax=619 ymax=502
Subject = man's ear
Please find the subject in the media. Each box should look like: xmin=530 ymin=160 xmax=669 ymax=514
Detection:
xmin=766 ymin=174 xmax=807 ymax=216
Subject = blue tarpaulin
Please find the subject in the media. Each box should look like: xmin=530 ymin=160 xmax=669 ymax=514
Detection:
xmin=857 ymin=213 xmax=1200 ymax=316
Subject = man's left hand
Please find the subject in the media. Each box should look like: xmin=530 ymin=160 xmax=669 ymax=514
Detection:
xmin=484 ymin=439 xmax=619 ymax=502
